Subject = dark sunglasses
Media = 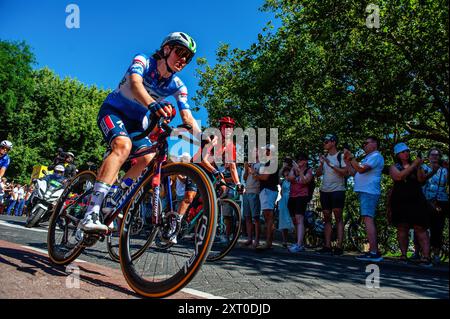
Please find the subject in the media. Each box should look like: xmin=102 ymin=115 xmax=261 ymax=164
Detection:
xmin=400 ymin=150 xmax=410 ymax=154
xmin=429 ymin=153 xmax=441 ymax=157
xmin=173 ymin=46 xmax=194 ymax=63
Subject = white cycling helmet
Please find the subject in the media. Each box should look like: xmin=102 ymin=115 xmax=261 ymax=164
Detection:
xmin=0 ymin=140 xmax=13 ymax=150
xmin=54 ymin=165 xmax=65 ymax=173
xmin=161 ymin=32 xmax=197 ymax=55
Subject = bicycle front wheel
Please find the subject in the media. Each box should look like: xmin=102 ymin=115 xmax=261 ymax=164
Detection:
xmin=47 ymin=170 xmax=95 ymax=265
xmin=207 ymin=198 xmax=242 ymax=261
xmin=119 ymin=162 xmax=217 ymax=298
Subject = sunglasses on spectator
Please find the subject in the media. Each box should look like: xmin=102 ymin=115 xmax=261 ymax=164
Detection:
xmin=430 ymin=153 xmax=440 ymax=157
xmin=173 ymin=46 xmax=194 ymax=63
xmin=221 ymin=124 xmax=234 ymax=129
xmin=399 ymin=150 xmax=410 ymax=154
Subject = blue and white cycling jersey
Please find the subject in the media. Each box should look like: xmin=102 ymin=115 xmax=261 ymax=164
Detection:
xmin=104 ymin=53 xmax=190 ymax=122
xmin=0 ymin=154 xmax=10 ymax=169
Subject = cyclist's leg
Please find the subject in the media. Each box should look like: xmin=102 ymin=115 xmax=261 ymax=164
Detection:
xmin=177 ymin=188 xmax=197 ymax=216
xmin=122 ymin=133 xmax=156 ymax=180
xmin=81 ymin=110 xmax=132 ymax=232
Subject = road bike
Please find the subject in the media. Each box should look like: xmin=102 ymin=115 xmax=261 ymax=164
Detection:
xmin=47 ymin=118 xmax=218 ymax=298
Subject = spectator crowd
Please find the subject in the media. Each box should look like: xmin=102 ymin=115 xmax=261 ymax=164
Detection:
xmin=237 ymin=135 xmax=448 ymax=267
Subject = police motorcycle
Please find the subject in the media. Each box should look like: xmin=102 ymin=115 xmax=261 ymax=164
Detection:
xmin=25 ymin=165 xmax=67 ymax=228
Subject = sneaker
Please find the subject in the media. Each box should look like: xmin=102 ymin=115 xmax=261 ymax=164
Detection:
xmin=432 ymin=255 xmax=441 ymax=265
xmin=356 ymin=252 xmax=384 ymax=262
xmin=163 ymin=215 xmax=181 ymax=244
xmin=410 ymin=252 xmax=421 ymax=261
xmin=168 ymin=234 xmax=178 ymax=244
xmin=418 ymin=258 xmax=433 ymax=268
xmin=333 ymin=247 xmax=344 ymax=256
xmin=288 ymin=244 xmax=305 ymax=253
xmin=317 ymin=246 xmax=333 ymax=254
xmin=80 ymin=213 xmax=109 ymax=232
xmin=399 ymin=255 xmax=409 ymax=264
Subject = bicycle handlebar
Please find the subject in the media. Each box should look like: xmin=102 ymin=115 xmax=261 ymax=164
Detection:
xmin=132 ymin=116 xmax=202 ymax=148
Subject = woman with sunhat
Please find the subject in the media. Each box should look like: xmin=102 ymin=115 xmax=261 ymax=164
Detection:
xmin=389 ymin=142 xmax=432 ymax=267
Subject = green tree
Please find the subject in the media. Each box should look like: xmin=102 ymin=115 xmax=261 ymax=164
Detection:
xmin=195 ymin=0 xmax=449 ymax=160
xmin=1 ymin=39 xmax=110 ymax=184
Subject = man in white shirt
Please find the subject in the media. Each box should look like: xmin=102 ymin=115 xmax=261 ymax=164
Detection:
xmin=15 ymin=185 xmax=25 ymax=216
xmin=6 ymin=184 xmax=19 ymax=216
xmin=344 ymin=136 xmax=385 ymax=262
xmin=316 ymin=134 xmax=348 ymax=255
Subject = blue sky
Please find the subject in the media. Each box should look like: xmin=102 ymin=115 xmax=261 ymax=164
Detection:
xmin=0 ymin=0 xmax=280 ymax=128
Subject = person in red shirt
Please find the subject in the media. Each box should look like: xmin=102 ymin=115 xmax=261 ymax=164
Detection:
xmin=177 ymin=117 xmax=244 ymax=243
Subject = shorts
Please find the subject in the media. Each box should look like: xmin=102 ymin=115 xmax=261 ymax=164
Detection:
xmin=97 ymin=103 xmax=153 ymax=154
xmin=358 ymin=192 xmax=380 ymax=218
xmin=320 ymin=191 xmax=346 ymax=211
xmin=259 ymin=188 xmax=278 ymax=211
xmin=243 ymin=193 xmax=261 ymax=220
xmin=288 ymin=196 xmax=309 ymax=216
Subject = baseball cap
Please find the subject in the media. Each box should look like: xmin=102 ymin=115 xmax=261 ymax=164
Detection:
xmin=324 ymin=134 xmax=338 ymax=143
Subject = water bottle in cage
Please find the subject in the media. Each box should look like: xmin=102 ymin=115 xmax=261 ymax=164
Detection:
xmin=102 ymin=178 xmax=134 ymax=215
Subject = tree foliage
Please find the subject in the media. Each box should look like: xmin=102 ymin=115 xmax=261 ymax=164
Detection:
xmin=195 ymin=0 xmax=449 ymax=161
xmin=1 ymin=40 xmax=109 ymax=184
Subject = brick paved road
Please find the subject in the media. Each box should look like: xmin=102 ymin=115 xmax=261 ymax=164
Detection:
xmin=0 ymin=215 xmax=448 ymax=299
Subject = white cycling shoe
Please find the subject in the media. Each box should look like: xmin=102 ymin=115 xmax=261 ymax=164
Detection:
xmin=80 ymin=213 xmax=109 ymax=232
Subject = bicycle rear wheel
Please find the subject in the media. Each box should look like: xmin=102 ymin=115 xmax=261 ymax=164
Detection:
xmin=119 ymin=163 xmax=217 ymax=298
xmin=47 ymin=171 xmax=95 ymax=265
xmin=207 ymin=198 xmax=242 ymax=261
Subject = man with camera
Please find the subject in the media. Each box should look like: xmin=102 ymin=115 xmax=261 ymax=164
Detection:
xmin=316 ymin=134 xmax=348 ymax=255
xmin=344 ymin=136 xmax=385 ymax=262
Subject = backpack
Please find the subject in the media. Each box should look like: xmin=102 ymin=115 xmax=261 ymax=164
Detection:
xmin=336 ymin=151 xmax=348 ymax=188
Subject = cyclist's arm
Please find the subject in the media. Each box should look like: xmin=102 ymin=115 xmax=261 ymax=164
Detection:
xmin=129 ymin=73 xmax=156 ymax=106
xmin=228 ymin=163 xmax=240 ymax=185
xmin=200 ymin=155 xmax=217 ymax=174
xmin=173 ymin=84 xmax=201 ymax=136
xmin=0 ymin=167 xmax=6 ymax=179
xmin=180 ymin=109 xmax=201 ymax=136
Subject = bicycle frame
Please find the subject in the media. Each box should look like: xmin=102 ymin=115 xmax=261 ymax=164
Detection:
xmin=102 ymin=127 xmax=174 ymax=232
